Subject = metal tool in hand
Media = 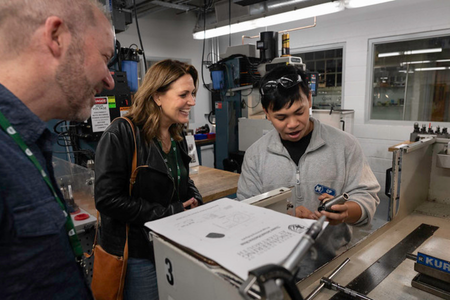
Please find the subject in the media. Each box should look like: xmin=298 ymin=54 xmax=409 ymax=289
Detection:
xmin=318 ymin=193 xmax=349 ymax=213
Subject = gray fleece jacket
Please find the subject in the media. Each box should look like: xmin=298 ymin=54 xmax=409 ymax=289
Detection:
xmin=237 ymin=117 xmax=380 ymax=277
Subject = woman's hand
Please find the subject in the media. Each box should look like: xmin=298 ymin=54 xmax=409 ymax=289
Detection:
xmin=183 ymin=197 xmax=199 ymax=210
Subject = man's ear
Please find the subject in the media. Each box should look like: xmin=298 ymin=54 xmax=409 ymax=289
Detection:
xmin=43 ymin=16 xmax=67 ymax=58
xmin=264 ymin=108 xmax=271 ymax=121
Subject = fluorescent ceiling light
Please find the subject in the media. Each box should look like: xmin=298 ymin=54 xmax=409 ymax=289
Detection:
xmin=268 ymin=0 xmax=310 ymax=9
xmin=406 ymin=48 xmax=442 ymax=55
xmin=378 ymin=52 xmax=401 ymax=58
xmin=346 ymin=0 xmax=395 ymax=9
xmin=400 ymin=60 xmax=431 ymax=66
xmin=415 ymin=67 xmax=449 ymax=71
xmin=401 ymin=58 xmax=450 ymax=66
xmin=378 ymin=48 xmax=442 ymax=58
xmin=193 ymin=2 xmax=343 ymax=40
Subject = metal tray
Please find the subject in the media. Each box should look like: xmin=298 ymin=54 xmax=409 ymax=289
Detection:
xmin=436 ymin=150 xmax=450 ymax=168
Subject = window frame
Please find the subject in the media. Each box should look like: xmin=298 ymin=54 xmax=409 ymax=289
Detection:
xmin=366 ymin=29 xmax=450 ymax=124
xmin=291 ymin=42 xmax=346 ymax=109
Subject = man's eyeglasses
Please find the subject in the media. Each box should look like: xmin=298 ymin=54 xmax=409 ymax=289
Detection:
xmin=260 ymin=74 xmax=302 ymax=95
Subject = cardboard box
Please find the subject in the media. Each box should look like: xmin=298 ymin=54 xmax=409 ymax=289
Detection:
xmin=149 ymin=189 xmax=295 ymax=299
xmin=152 ymin=234 xmax=245 ymax=300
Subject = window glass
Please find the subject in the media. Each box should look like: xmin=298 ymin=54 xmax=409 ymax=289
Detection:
xmin=326 ymin=59 xmax=336 ymax=73
xmin=371 ymin=35 xmax=450 ymax=121
xmin=315 ymin=51 xmax=324 ymax=60
xmin=325 ymin=49 xmax=335 ymax=59
xmin=306 ymin=61 xmax=314 ymax=72
xmin=316 ymin=60 xmax=325 ymax=74
xmin=293 ymin=47 xmax=343 ymax=109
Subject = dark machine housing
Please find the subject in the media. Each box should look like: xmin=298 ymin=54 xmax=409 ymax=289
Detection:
xmin=71 ymin=71 xmax=132 ymax=142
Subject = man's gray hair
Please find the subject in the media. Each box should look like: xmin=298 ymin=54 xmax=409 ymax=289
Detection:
xmin=0 ymin=0 xmax=111 ymax=58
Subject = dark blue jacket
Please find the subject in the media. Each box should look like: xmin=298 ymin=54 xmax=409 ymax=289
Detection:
xmin=0 ymin=84 xmax=92 ymax=299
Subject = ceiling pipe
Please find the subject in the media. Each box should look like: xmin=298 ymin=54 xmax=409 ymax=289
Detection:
xmin=241 ymin=16 xmax=316 ymax=44
xmin=136 ymin=0 xmax=199 ymax=17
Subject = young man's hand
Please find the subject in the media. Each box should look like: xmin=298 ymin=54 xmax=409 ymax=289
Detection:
xmin=315 ymin=193 xmax=362 ymax=225
xmin=293 ymin=205 xmax=318 ymax=220
xmin=315 ymin=203 xmax=349 ymax=225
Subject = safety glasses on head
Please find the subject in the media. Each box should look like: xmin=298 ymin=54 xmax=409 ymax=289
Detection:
xmin=260 ymin=74 xmax=302 ymax=95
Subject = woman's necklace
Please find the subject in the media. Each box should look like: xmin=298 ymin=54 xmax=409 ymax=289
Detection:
xmin=159 ymin=136 xmax=171 ymax=153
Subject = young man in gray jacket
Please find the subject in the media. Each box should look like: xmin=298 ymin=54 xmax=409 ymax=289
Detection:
xmin=237 ymin=65 xmax=380 ymax=278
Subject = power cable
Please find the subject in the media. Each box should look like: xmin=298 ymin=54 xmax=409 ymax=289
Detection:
xmin=228 ymin=0 xmax=231 ymax=47
xmin=133 ymin=0 xmax=148 ymax=73
xmin=201 ymin=0 xmax=212 ymax=93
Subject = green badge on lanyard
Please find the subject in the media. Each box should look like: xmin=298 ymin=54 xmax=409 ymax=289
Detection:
xmin=0 ymin=110 xmax=83 ymax=258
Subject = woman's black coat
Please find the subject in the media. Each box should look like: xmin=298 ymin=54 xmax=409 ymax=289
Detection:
xmin=95 ymin=118 xmax=203 ymax=259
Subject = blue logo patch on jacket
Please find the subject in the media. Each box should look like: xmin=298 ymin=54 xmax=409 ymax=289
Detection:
xmin=314 ymin=184 xmax=336 ymax=196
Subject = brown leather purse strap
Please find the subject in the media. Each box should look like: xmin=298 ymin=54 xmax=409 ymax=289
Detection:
xmin=85 ymin=117 xmax=137 ymax=258
xmin=120 ymin=117 xmax=138 ymax=195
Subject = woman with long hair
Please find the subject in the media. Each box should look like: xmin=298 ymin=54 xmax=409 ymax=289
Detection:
xmin=95 ymin=59 xmax=203 ymax=300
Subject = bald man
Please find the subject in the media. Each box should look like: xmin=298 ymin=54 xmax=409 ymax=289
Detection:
xmin=0 ymin=0 xmax=115 ymax=298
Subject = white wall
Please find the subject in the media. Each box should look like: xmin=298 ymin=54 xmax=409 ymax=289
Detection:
xmin=117 ymin=10 xmax=212 ymax=132
xmin=218 ymin=0 xmax=450 ymax=189
xmin=118 ymin=0 xmax=450 ymax=188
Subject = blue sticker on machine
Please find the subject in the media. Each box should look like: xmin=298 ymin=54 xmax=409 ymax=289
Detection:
xmin=314 ymin=184 xmax=336 ymax=196
xmin=417 ymin=252 xmax=450 ymax=274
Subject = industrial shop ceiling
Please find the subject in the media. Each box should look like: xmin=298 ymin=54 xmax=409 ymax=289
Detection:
xmin=116 ymin=0 xmax=395 ymax=31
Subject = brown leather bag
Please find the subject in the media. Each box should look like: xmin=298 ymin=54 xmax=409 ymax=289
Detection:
xmin=89 ymin=117 xmax=137 ymax=300
xmin=90 ymin=218 xmax=129 ymax=300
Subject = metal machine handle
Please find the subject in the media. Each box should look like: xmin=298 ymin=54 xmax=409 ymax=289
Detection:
xmin=239 ymin=216 xmax=327 ymax=300
xmin=304 ymin=258 xmax=350 ymax=300
xmin=385 ymin=167 xmax=392 ymax=198
xmin=340 ymin=119 xmax=345 ymax=132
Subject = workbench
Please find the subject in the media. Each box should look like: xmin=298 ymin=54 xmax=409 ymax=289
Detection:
xmin=298 ymin=204 xmax=450 ymax=300
xmin=74 ymin=165 xmax=240 ymax=215
xmin=190 ymin=165 xmax=240 ymax=203
xmin=296 ymin=138 xmax=450 ymax=300
xmin=388 ymin=140 xmax=413 ymax=152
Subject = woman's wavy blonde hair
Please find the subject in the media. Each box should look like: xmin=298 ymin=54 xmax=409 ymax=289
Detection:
xmin=126 ymin=59 xmax=198 ymax=143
